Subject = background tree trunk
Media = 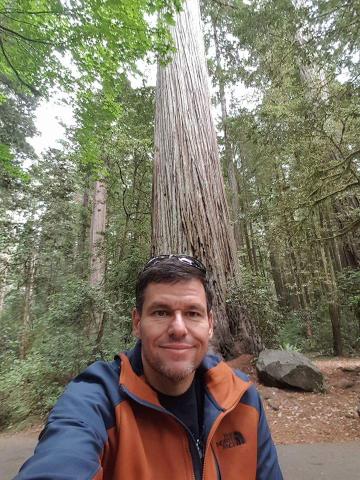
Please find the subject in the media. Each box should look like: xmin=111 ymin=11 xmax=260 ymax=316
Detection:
xmin=89 ymin=179 xmax=107 ymax=340
xmin=152 ymin=0 xmax=262 ymax=356
xmin=77 ymin=189 xmax=90 ymax=276
xmin=19 ymin=251 xmax=36 ymax=360
xmin=0 ymin=256 xmax=9 ymax=313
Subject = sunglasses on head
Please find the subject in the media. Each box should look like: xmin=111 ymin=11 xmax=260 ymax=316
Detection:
xmin=142 ymin=254 xmax=207 ymax=274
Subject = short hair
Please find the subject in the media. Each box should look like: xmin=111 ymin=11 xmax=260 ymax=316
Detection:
xmin=135 ymin=256 xmax=213 ymax=313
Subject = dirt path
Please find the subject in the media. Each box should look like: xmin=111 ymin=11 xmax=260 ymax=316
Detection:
xmin=0 ymin=430 xmax=40 ymax=479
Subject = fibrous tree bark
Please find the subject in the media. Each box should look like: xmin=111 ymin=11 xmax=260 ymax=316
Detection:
xmin=152 ymin=0 xmax=262 ymax=356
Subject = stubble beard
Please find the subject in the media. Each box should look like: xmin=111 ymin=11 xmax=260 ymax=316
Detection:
xmin=144 ymin=351 xmax=199 ymax=384
xmin=156 ymin=361 xmax=196 ymax=383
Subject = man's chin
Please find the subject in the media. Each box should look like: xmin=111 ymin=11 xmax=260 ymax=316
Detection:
xmin=158 ymin=363 xmax=196 ymax=383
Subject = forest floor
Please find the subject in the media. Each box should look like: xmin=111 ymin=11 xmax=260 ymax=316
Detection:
xmin=228 ymin=356 xmax=360 ymax=444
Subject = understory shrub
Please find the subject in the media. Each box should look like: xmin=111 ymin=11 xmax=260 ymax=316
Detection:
xmin=0 ymin=277 xmax=135 ymax=430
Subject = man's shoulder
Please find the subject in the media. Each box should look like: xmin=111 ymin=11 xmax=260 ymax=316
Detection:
xmin=203 ymin=353 xmax=251 ymax=381
xmin=231 ymin=366 xmax=263 ymax=411
xmin=46 ymin=356 xmax=125 ymax=430
xmin=203 ymin=354 xmax=262 ymax=410
xmin=74 ymin=356 xmax=121 ymax=383
xmin=62 ymin=356 xmax=123 ymax=406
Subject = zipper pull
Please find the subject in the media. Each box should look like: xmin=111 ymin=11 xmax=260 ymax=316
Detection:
xmin=196 ymin=438 xmax=204 ymax=460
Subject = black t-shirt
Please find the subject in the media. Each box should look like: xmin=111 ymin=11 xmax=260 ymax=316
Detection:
xmin=157 ymin=372 xmax=204 ymax=443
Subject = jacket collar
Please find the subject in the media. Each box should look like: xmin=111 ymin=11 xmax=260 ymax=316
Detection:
xmin=119 ymin=340 xmax=251 ymax=410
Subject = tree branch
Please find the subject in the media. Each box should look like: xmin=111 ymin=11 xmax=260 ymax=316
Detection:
xmin=0 ymin=37 xmax=39 ymax=95
xmin=345 ymin=148 xmax=360 ymax=164
xmin=312 ymin=180 xmax=359 ymax=206
xmin=0 ymin=13 xmax=40 ymax=28
xmin=0 ymin=10 xmax=67 ymax=15
xmin=350 ymin=165 xmax=360 ymax=184
xmin=316 ymin=217 xmax=360 ymax=241
xmin=0 ymin=24 xmax=53 ymax=45
xmin=211 ymin=0 xmax=237 ymax=10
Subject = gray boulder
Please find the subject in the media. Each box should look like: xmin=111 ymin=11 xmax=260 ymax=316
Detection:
xmin=256 ymin=349 xmax=325 ymax=392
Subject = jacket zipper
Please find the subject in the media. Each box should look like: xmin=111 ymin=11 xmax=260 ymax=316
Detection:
xmin=120 ymin=384 xmax=203 ymax=480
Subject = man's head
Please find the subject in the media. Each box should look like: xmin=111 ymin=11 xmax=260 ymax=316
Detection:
xmin=132 ymin=255 xmax=214 ymax=395
xmin=135 ymin=255 xmax=213 ymax=314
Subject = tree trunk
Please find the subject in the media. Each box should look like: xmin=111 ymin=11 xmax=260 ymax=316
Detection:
xmin=240 ymin=195 xmax=256 ymax=270
xmin=77 ymin=189 xmax=90 ymax=276
xmin=152 ymin=0 xmax=262 ymax=356
xmin=20 ymin=252 xmax=36 ymax=360
xmin=0 ymin=258 xmax=8 ymax=312
xmin=0 ymin=281 xmax=5 ymax=313
xmin=268 ymin=249 xmax=288 ymax=309
xmin=89 ymin=180 xmax=107 ymax=339
xmin=316 ymin=207 xmax=344 ymax=355
xmin=329 ymin=302 xmax=343 ymax=356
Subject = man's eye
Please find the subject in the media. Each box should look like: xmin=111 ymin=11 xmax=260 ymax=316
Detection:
xmin=187 ymin=311 xmax=201 ymax=318
xmin=154 ymin=310 xmax=168 ymax=317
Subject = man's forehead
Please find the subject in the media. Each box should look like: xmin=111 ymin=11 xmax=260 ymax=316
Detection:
xmin=143 ymin=279 xmax=207 ymax=304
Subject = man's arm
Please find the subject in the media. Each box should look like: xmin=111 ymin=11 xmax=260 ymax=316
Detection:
xmin=14 ymin=360 xmax=120 ymax=480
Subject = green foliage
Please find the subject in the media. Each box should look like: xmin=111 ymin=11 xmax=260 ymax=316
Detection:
xmin=278 ymin=310 xmax=319 ymax=353
xmin=338 ymin=268 xmax=360 ymax=311
xmin=0 ymin=0 xmax=182 ymax=176
xmin=0 ymin=353 xmax=64 ymax=429
xmin=0 ymin=82 xmax=37 ymax=180
xmin=228 ymin=265 xmax=282 ymax=348
xmin=278 ymin=297 xmax=360 ymax=356
xmin=0 ymin=276 xmax=134 ymax=429
xmin=0 ymin=0 xmax=182 ymax=96
xmin=280 ymin=343 xmax=301 ymax=353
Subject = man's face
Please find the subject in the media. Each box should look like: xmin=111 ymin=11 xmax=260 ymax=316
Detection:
xmin=132 ymin=279 xmax=213 ymax=394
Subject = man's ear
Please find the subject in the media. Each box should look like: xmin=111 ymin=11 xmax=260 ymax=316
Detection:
xmin=208 ymin=310 xmax=214 ymax=339
xmin=132 ymin=308 xmax=141 ymax=338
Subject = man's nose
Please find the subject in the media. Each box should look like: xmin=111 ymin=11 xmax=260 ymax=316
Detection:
xmin=168 ymin=312 xmax=187 ymax=337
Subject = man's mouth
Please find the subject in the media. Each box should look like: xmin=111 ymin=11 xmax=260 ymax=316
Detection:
xmin=160 ymin=344 xmax=193 ymax=350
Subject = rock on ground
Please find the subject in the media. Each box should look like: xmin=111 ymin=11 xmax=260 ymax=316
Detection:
xmin=256 ymin=349 xmax=325 ymax=392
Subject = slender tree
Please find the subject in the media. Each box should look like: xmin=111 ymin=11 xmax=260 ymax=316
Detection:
xmin=89 ymin=179 xmax=107 ymax=339
xmin=19 ymin=247 xmax=37 ymax=359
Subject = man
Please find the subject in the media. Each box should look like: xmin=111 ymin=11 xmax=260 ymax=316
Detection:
xmin=16 ymin=255 xmax=283 ymax=479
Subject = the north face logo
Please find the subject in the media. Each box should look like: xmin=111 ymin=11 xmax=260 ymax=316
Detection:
xmin=216 ymin=431 xmax=245 ymax=449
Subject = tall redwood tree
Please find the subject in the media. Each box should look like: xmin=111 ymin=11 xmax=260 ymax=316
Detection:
xmin=151 ymin=0 xmax=262 ymax=356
